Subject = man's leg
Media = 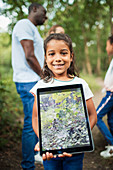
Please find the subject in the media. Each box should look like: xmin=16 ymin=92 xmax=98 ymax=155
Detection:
xmin=15 ymin=82 xmax=38 ymax=170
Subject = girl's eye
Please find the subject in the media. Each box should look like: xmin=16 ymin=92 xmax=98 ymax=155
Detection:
xmin=48 ymin=53 xmax=55 ymax=56
xmin=61 ymin=52 xmax=68 ymax=55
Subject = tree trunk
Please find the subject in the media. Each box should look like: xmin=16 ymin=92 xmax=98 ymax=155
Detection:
xmin=96 ymin=26 xmax=101 ymax=75
xmin=84 ymin=40 xmax=92 ymax=75
xmin=82 ymin=26 xmax=92 ymax=75
xmin=109 ymin=4 xmax=113 ymax=34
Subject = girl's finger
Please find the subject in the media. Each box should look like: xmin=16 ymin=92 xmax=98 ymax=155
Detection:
xmin=63 ymin=152 xmax=72 ymax=157
xmin=58 ymin=154 xmax=64 ymax=157
xmin=42 ymin=153 xmax=47 ymax=161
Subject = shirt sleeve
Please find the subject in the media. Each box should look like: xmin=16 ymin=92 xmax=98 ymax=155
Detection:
xmin=82 ymin=80 xmax=94 ymax=100
xmin=15 ymin=20 xmax=34 ymax=41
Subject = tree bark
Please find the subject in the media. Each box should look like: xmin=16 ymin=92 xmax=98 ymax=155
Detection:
xmin=109 ymin=4 xmax=113 ymax=34
xmin=84 ymin=39 xmax=92 ymax=75
xmin=96 ymin=26 xmax=101 ymax=75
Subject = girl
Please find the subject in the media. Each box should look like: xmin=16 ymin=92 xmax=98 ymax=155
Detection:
xmin=96 ymin=35 xmax=113 ymax=158
xmin=30 ymin=33 xmax=97 ymax=170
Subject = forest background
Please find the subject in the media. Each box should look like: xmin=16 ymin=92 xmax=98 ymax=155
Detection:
xmin=0 ymin=0 xmax=113 ymax=158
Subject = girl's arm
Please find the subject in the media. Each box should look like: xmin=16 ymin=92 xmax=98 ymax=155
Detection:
xmin=32 ymin=95 xmax=39 ymax=137
xmin=86 ymin=98 xmax=97 ymax=130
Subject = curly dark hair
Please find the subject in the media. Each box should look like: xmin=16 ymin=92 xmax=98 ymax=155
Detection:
xmin=41 ymin=33 xmax=79 ymax=82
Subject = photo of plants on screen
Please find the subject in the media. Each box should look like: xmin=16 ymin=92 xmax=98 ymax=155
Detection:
xmin=40 ymin=88 xmax=90 ymax=151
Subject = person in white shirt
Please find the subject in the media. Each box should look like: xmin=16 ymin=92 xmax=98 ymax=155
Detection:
xmin=12 ymin=3 xmax=47 ymax=169
xmin=30 ymin=33 xmax=97 ymax=170
xmin=96 ymin=35 xmax=113 ymax=158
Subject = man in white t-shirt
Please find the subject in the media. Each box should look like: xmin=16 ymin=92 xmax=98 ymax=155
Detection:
xmin=12 ymin=3 xmax=47 ymax=169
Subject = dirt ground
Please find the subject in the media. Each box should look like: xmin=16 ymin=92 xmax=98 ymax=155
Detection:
xmin=0 ymin=77 xmax=113 ymax=170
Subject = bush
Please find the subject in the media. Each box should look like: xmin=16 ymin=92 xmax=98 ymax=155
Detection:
xmin=0 ymin=66 xmax=23 ymax=149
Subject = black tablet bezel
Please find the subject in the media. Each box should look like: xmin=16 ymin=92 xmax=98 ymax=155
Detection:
xmin=37 ymin=84 xmax=94 ymax=156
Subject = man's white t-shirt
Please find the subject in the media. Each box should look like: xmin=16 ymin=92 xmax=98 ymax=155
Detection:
xmin=12 ymin=19 xmax=44 ymax=82
xmin=104 ymin=59 xmax=113 ymax=92
xmin=30 ymin=77 xmax=93 ymax=101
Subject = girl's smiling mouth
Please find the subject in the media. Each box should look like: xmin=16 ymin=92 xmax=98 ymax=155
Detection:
xmin=53 ymin=64 xmax=65 ymax=69
xmin=53 ymin=64 xmax=64 ymax=67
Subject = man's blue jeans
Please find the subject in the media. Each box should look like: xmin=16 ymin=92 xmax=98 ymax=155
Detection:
xmin=43 ymin=153 xmax=84 ymax=170
xmin=15 ymin=82 xmax=38 ymax=170
xmin=96 ymin=91 xmax=113 ymax=145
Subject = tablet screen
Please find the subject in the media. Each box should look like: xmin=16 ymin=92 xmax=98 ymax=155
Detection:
xmin=37 ymin=84 xmax=94 ymax=155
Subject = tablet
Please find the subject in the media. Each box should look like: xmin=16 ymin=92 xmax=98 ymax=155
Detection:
xmin=37 ymin=84 xmax=94 ymax=156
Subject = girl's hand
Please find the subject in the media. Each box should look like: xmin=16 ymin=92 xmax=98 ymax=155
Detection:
xmin=34 ymin=142 xmax=40 ymax=151
xmin=42 ymin=152 xmax=56 ymax=161
xmin=34 ymin=143 xmax=56 ymax=160
xmin=42 ymin=152 xmax=72 ymax=161
xmin=34 ymin=142 xmax=72 ymax=160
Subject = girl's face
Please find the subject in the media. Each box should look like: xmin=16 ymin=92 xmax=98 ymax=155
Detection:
xmin=45 ymin=39 xmax=73 ymax=80
xmin=106 ymin=40 xmax=113 ymax=56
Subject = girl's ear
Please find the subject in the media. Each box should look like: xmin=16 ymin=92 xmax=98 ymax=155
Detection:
xmin=71 ymin=52 xmax=74 ymax=61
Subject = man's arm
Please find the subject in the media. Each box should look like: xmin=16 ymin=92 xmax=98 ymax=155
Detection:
xmin=20 ymin=39 xmax=42 ymax=77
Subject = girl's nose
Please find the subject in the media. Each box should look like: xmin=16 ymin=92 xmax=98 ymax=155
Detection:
xmin=55 ymin=58 xmax=62 ymax=62
xmin=55 ymin=55 xmax=62 ymax=62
